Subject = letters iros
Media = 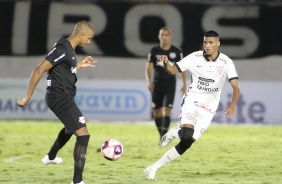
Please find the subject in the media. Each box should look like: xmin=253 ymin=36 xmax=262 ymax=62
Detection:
xmin=10 ymin=2 xmax=260 ymax=58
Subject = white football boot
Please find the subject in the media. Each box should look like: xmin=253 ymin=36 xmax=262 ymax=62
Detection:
xmin=71 ymin=181 xmax=85 ymax=184
xmin=143 ymin=166 xmax=156 ymax=180
xmin=41 ymin=155 xmax=63 ymax=165
xmin=159 ymin=126 xmax=180 ymax=147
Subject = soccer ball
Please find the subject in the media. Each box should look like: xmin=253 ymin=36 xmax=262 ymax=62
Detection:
xmin=101 ymin=138 xmax=123 ymax=161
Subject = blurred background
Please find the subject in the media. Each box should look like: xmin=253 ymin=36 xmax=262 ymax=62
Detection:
xmin=0 ymin=0 xmax=281 ymax=124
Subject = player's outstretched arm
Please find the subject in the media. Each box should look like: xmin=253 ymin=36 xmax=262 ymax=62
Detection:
xmin=224 ymin=79 xmax=240 ymax=119
xmin=17 ymin=59 xmax=52 ymax=107
xmin=157 ymin=55 xmax=178 ymax=75
xmin=77 ymin=56 xmax=97 ymax=69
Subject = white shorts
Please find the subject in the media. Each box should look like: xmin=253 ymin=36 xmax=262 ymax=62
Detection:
xmin=179 ymin=92 xmax=219 ymax=140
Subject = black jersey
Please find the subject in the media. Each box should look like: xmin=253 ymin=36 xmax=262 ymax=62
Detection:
xmin=45 ymin=38 xmax=77 ymax=98
xmin=148 ymin=45 xmax=183 ymax=84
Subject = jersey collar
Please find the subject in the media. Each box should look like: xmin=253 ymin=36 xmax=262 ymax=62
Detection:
xmin=203 ymin=51 xmax=220 ymax=62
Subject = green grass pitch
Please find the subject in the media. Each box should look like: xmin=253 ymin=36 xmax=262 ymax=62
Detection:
xmin=0 ymin=120 xmax=282 ymax=184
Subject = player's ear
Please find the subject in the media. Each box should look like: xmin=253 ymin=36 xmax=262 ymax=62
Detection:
xmin=217 ymin=40 xmax=220 ymax=47
xmin=79 ymin=32 xmax=85 ymax=39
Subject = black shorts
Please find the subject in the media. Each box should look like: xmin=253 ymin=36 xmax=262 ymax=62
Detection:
xmin=152 ymin=83 xmax=176 ymax=109
xmin=45 ymin=95 xmax=86 ymax=134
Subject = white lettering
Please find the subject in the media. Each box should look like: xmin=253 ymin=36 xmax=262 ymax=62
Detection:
xmin=54 ymin=53 xmax=65 ymax=62
xmin=124 ymin=4 xmax=183 ymax=57
xmin=48 ymin=2 xmax=107 ymax=54
xmin=12 ymin=1 xmax=31 ymax=55
xmin=202 ymin=6 xmax=259 ymax=57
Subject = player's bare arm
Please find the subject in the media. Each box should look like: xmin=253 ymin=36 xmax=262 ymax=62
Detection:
xmin=224 ymin=79 xmax=240 ymax=119
xmin=77 ymin=56 xmax=97 ymax=69
xmin=17 ymin=59 xmax=52 ymax=107
xmin=157 ymin=55 xmax=178 ymax=75
xmin=145 ymin=62 xmax=154 ymax=91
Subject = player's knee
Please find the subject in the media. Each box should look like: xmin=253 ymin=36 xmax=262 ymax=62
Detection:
xmin=175 ymin=127 xmax=195 ymax=155
xmin=77 ymin=135 xmax=90 ymax=147
xmin=179 ymin=127 xmax=194 ymax=142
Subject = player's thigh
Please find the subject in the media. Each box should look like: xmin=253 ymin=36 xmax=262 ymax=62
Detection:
xmin=56 ymin=103 xmax=86 ymax=134
xmin=192 ymin=112 xmax=214 ymax=140
xmin=152 ymin=87 xmax=165 ymax=109
xmin=179 ymin=94 xmax=197 ymax=126
xmin=164 ymin=84 xmax=176 ymax=108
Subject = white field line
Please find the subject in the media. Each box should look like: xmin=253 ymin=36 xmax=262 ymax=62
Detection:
xmin=3 ymin=154 xmax=72 ymax=168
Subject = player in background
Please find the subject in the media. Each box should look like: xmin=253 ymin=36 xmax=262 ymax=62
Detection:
xmin=17 ymin=20 xmax=96 ymax=184
xmin=145 ymin=27 xmax=187 ymax=142
xmin=144 ymin=30 xmax=240 ymax=179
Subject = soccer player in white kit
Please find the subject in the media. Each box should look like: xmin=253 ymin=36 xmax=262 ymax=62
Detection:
xmin=143 ymin=30 xmax=240 ymax=179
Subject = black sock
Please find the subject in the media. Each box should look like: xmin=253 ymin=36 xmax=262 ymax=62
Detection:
xmin=73 ymin=135 xmax=90 ymax=183
xmin=155 ymin=117 xmax=162 ymax=137
xmin=48 ymin=128 xmax=72 ymax=160
xmin=161 ymin=116 xmax=171 ymax=137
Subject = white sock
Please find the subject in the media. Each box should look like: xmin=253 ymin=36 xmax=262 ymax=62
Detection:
xmin=170 ymin=128 xmax=180 ymax=140
xmin=150 ymin=147 xmax=180 ymax=171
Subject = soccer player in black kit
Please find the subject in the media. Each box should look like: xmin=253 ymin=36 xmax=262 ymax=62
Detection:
xmin=17 ymin=20 xmax=96 ymax=184
xmin=145 ymin=27 xmax=187 ymax=142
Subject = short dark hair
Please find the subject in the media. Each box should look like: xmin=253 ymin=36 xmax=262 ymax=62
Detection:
xmin=204 ymin=30 xmax=219 ymax=38
xmin=160 ymin=27 xmax=172 ymax=34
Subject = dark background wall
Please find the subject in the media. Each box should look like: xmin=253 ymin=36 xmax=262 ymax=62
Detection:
xmin=0 ymin=0 xmax=281 ymax=58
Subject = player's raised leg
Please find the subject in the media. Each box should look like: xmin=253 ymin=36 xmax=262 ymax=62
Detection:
xmin=159 ymin=125 xmax=181 ymax=146
xmin=41 ymin=127 xmax=72 ymax=165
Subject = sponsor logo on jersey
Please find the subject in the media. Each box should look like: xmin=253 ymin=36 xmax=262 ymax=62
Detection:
xmin=195 ymin=53 xmax=202 ymax=57
xmin=71 ymin=66 xmax=77 ymax=74
xmin=194 ymin=101 xmax=212 ymax=112
xmin=199 ymin=77 xmax=214 ymax=83
xmin=156 ymin=60 xmax=165 ymax=67
xmin=185 ymin=112 xmax=194 ymax=120
xmin=197 ymin=77 xmax=218 ymax=92
xmin=169 ymin=52 xmax=176 ymax=59
xmin=219 ymin=58 xmax=227 ymax=64
xmin=216 ymin=65 xmax=224 ymax=75
xmin=79 ymin=116 xmax=86 ymax=124
xmin=197 ymin=85 xmax=218 ymax=92
xmin=54 ymin=53 xmax=65 ymax=62
xmin=47 ymin=80 xmax=51 ymax=87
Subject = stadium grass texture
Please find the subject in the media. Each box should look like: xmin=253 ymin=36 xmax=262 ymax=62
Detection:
xmin=0 ymin=120 xmax=281 ymax=184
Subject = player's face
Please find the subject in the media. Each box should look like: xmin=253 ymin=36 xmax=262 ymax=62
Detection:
xmin=203 ymin=36 xmax=220 ymax=57
xmin=79 ymin=30 xmax=94 ymax=48
xmin=158 ymin=29 xmax=172 ymax=45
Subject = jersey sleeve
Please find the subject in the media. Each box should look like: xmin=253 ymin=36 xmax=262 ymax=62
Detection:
xmin=45 ymin=44 xmax=67 ymax=66
xmin=148 ymin=48 xmax=156 ymax=63
xmin=226 ymin=60 xmax=239 ymax=82
xmin=179 ymin=49 xmax=183 ymax=60
xmin=175 ymin=52 xmax=194 ymax=72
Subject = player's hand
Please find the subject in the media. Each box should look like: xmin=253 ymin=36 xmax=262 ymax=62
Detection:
xmin=224 ymin=104 xmax=236 ymax=119
xmin=157 ymin=55 xmax=169 ymax=63
xmin=77 ymin=56 xmax=97 ymax=69
xmin=17 ymin=97 xmax=30 ymax=107
xmin=180 ymin=85 xmax=186 ymax=96
xmin=147 ymin=82 xmax=154 ymax=91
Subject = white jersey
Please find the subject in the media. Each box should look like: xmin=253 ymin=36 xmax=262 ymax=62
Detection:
xmin=176 ymin=50 xmax=238 ymax=104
